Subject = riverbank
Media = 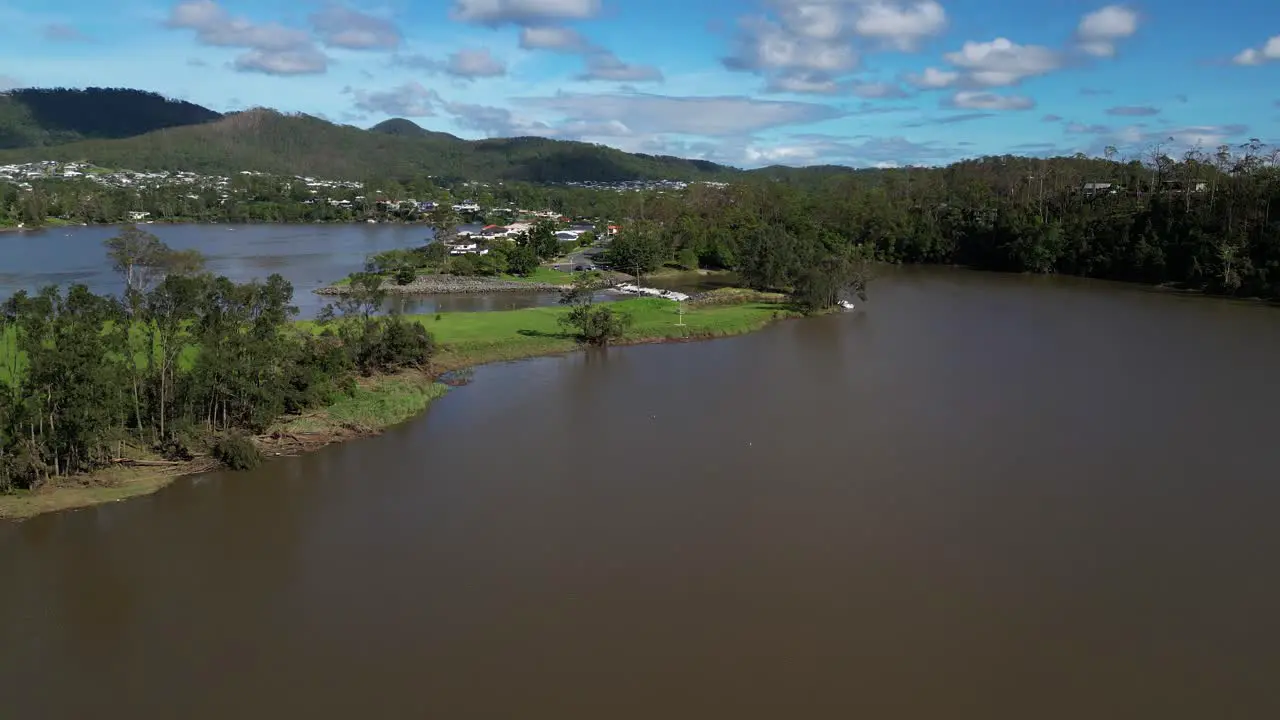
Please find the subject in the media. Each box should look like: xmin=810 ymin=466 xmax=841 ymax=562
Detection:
xmin=0 ymin=292 xmax=794 ymax=520
xmin=317 ymin=269 xmax=575 ymax=295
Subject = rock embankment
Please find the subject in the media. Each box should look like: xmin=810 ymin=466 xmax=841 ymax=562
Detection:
xmin=316 ymin=274 xmax=564 ymax=295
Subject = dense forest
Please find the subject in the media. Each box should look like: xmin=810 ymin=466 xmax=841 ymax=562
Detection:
xmin=596 ymin=145 xmax=1280 ymax=300
xmin=0 ymin=87 xmax=221 ymax=149
xmin=0 ymin=227 xmax=434 ymax=490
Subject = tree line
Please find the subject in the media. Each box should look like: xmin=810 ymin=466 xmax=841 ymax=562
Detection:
xmin=595 ymin=142 xmax=1280 ymax=301
xmin=0 ymin=226 xmax=434 ymax=491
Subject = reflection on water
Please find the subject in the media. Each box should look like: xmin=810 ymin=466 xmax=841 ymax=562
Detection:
xmin=1 ymin=225 xmax=726 ymax=318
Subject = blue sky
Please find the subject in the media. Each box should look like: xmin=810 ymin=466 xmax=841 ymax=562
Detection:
xmin=2 ymin=0 xmax=1279 ymax=168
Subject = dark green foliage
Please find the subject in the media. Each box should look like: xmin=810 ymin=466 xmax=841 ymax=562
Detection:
xmin=0 ymin=87 xmax=220 ymax=149
xmin=504 ymin=243 xmax=540 ymax=276
xmin=558 ymin=271 xmax=631 ymax=346
xmin=318 ymin=275 xmax=436 ymax=376
xmin=606 ymin=220 xmax=669 ymax=277
xmin=0 ymin=234 xmax=436 ymax=489
xmin=394 ymin=265 xmax=417 ymax=285
xmin=212 ymin=433 xmax=262 ymax=471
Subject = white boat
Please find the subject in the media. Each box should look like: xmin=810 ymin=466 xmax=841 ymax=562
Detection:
xmin=837 ymin=300 xmax=856 ymax=310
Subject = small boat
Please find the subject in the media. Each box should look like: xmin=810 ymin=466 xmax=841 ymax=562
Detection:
xmin=837 ymin=300 xmax=856 ymax=310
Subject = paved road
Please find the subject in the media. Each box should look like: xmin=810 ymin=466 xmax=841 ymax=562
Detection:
xmin=553 ymin=244 xmax=607 ymax=272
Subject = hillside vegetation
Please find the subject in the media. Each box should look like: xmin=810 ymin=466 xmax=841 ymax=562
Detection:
xmin=0 ymin=91 xmax=737 ymax=182
xmin=0 ymin=87 xmax=221 ymax=149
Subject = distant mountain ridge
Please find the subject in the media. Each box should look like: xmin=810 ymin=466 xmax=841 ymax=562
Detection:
xmin=0 ymin=87 xmax=222 ymax=149
xmin=0 ymin=87 xmax=740 ymax=182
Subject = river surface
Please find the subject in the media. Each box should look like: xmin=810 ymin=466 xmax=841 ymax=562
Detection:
xmin=2 ymin=268 xmax=1279 ymax=718
xmin=0 ymin=223 xmax=590 ymax=317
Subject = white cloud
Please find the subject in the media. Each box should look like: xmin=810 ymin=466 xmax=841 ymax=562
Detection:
xmin=1074 ymin=5 xmax=1138 ymax=57
xmin=724 ymin=2 xmax=947 ymax=91
xmin=1106 ymin=105 xmax=1158 ymax=116
xmin=725 ymin=17 xmax=859 ymax=74
xmin=345 ymin=82 xmax=439 ymax=116
xmin=518 ymin=26 xmax=588 ymax=51
xmin=441 ymin=101 xmax=553 ymax=136
xmin=234 ymin=48 xmax=328 ymax=75
xmin=850 ymin=81 xmax=907 ymax=98
xmin=904 ymin=66 xmax=958 ymax=88
xmin=451 ymin=0 xmax=600 ymax=26
xmin=943 ymin=38 xmax=1061 ymax=86
xmin=853 ymin=1 xmax=948 ymax=51
xmin=520 ymin=92 xmax=841 ymax=136
xmin=310 ymin=4 xmax=401 ymax=50
xmin=945 ymin=90 xmax=1034 ymax=110
xmin=774 ymin=2 xmax=844 ymax=40
xmin=166 ymin=0 xmax=328 ymax=74
xmin=0 ymin=75 xmax=21 ymax=91
xmin=444 ymin=48 xmax=508 ymax=79
xmin=578 ymin=51 xmax=663 ymax=82
xmin=767 ymin=72 xmax=841 ymax=93
xmin=1233 ymin=35 xmax=1280 ymax=65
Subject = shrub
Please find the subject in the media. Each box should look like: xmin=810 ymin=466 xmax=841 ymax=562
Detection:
xmin=212 ymin=432 xmax=263 ymax=471
xmin=394 ymin=265 xmax=416 ymax=285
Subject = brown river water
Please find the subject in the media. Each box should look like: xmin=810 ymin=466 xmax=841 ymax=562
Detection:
xmin=2 ymin=267 xmax=1279 ymax=718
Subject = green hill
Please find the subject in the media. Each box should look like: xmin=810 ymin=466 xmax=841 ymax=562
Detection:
xmin=0 ymin=87 xmax=221 ymax=149
xmin=0 ymin=107 xmax=738 ymax=182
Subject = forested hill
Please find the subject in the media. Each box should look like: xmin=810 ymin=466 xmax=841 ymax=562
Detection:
xmin=0 ymin=87 xmax=222 ymax=149
xmin=0 ymin=106 xmax=737 ymax=182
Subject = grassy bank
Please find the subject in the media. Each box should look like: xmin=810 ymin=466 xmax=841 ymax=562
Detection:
xmin=329 ymin=266 xmax=574 ymax=289
xmin=1 ymin=294 xmax=794 ymax=520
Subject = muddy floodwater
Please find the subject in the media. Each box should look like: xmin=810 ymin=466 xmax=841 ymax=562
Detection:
xmin=2 ymin=267 xmax=1279 ymax=718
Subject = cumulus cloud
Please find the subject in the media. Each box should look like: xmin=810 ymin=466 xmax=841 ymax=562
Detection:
xmin=166 ymin=0 xmax=328 ymax=74
xmin=943 ymin=38 xmax=1061 ymax=86
xmin=451 ymin=0 xmax=600 ymax=26
xmin=1106 ymin=105 xmax=1158 ymax=116
xmin=43 ymin=23 xmax=89 ymax=42
xmin=1233 ymin=35 xmax=1280 ymax=65
xmin=519 ymin=25 xmax=589 ymax=51
xmin=853 ymin=1 xmax=948 ymax=51
xmin=767 ymin=72 xmax=842 ymax=93
xmin=850 ymin=81 xmax=908 ymax=98
xmin=519 ymin=91 xmax=841 ymax=136
xmin=310 ymin=4 xmax=401 ymax=50
xmin=393 ymin=48 xmax=508 ymax=79
xmin=1074 ymin=5 xmax=1139 ymax=57
xmin=1066 ymin=122 xmax=1111 ymax=134
xmin=441 ymin=101 xmax=554 ymax=136
xmin=945 ymin=90 xmax=1034 ymax=110
xmin=578 ymin=51 xmax=663 ymax=82
xmin=723 ymin=1 xmax=947 ymax=93
xmin=235 ymin=48 xmax=328 ymax=75
xmin=904 ymin=66 xmax=957 ymax=89
xmin=445 ymin=48 xmax=508 ymax=78
xmin=724 ymin=16 xmax=859 ymax=75
xmin=345 ymin=82 xmax=439 ymax=116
